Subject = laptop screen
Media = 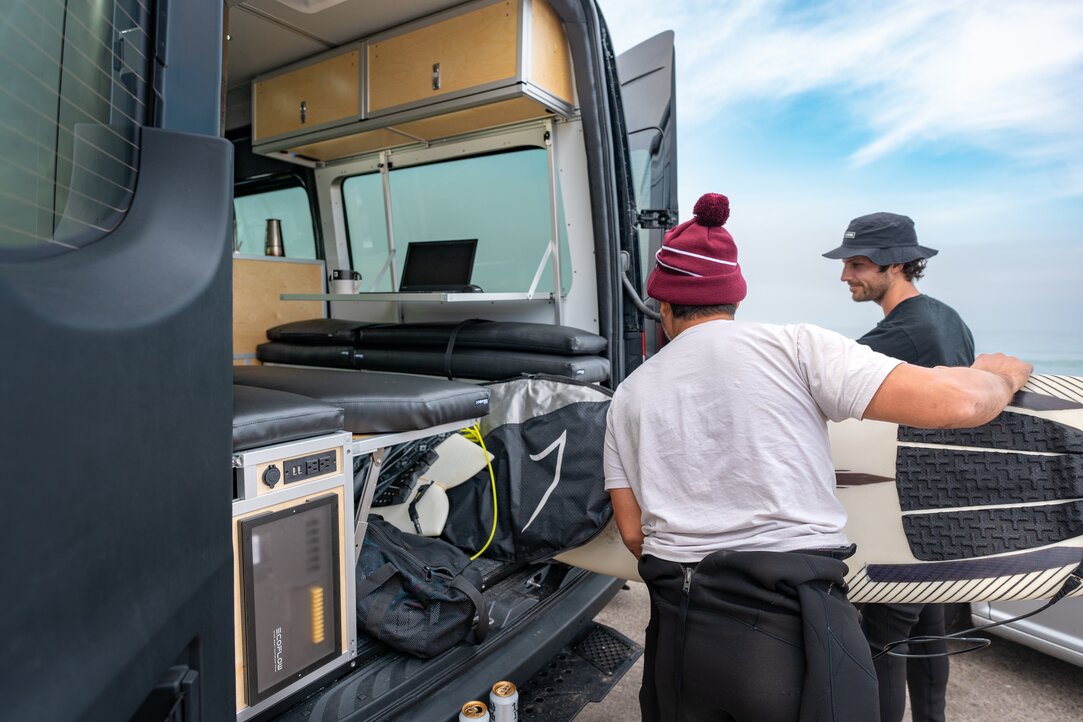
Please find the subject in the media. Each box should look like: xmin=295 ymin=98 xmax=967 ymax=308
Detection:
xmin=398 ymin=239 xmax=478 ymax=292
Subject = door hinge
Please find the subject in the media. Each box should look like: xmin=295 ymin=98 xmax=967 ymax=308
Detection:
xmin=635 ymin=209 xmax=677 ymax=230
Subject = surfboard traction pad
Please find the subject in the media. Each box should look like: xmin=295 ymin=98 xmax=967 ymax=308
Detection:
xmin=846 ymin=376 xmax=1083 ymax=604
xmin=894 ymin=411 xmax=1083 ymax=562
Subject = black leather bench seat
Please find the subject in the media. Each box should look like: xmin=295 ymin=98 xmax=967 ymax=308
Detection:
xmin=233 ymin=366 xmax=490 ymax=435
xmin=266 ymin=319 xmax=608 ymax=355
xmin=232 ymin=384 xmax=344 ymax=452
xmin=256 ymin=342 xmax=610 ymax=383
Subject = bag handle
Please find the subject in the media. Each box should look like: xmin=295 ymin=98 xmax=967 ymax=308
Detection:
xmin=356 ymin=563 xmax=398 ymax=600
xmin=452 ymin=575 xmax=489 ymax=642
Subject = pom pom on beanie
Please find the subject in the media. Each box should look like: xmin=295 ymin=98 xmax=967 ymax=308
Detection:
xmin=692 ymin=193 xmax=730 ymax=227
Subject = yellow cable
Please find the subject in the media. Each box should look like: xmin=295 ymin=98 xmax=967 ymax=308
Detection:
xmin=461 ymin=422 xmax=498 ymax=560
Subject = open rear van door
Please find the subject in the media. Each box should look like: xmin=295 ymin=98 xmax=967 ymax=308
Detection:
xmin=0 ymin=2 xmax=234 ymax=718
xmin=616 ymin=30 xmax=678 ymax=359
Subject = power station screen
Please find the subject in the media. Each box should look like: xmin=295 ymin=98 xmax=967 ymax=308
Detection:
xmin=239 ymin=494 xmax=341 ymax=703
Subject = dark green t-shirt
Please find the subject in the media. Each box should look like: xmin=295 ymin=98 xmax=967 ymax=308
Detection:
xmin=858 ymin=295 xmax=975 ymax=368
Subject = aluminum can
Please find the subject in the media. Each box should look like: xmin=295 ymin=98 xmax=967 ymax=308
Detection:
xmin=489 ymin=681 xmax=519 ymax=722
xmin=459 ymin=700 xmax=490 ymax=722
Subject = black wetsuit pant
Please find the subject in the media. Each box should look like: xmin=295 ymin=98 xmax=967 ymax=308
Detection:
xmin=861 ymin=603 xmax=948 ymax=722
xmin=639 ymin=551 xmax=879 ymax=722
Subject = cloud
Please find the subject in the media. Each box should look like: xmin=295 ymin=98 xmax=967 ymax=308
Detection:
xmin=596 ymin=0 xmax=1083 ymax=194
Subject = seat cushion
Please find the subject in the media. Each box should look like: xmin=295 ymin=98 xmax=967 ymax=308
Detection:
xmin=256 ymin=342 xmax=611 ymax=383
xmin=232 ymin=385 xmax=344 ymax=452
xmin=233 ymin=366 xmax=490 ymax=434
xmin=267 ymin=319 xmax=607 ymax=355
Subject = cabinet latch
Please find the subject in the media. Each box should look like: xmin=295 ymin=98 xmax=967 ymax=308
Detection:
xmin=299 ymin=100 xmax=307 ymax=124
xmin=432 ymin=62 xmax=441 ymax=91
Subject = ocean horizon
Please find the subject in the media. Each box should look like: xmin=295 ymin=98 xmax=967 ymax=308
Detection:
xmin=831 ymin=326 xmax=1083 ymax=377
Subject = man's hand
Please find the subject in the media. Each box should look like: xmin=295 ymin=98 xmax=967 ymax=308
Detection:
xmin=971 ymin=353 xmax=1033 ymax=395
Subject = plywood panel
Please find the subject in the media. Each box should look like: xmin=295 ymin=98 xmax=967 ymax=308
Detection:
xmin=529 ymin=0 xmax=574 ymax=104
xmin=233 ymin=258 xmax=325 ymax=363
xmin=254 ymin=49 xmax=360 ymax=141
xmin=368 ymin=1 xmax=519 ymax=113
xmin=390 ymin=95 xmax=552 ymax=142
xmin=291 ymin=127 xmax=416 ymax=161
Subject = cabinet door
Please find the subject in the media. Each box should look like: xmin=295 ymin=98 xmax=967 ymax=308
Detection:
xmin=367 ymin=1 xmax=519 ymax=114
xmin=254 ymin=49 xmax=360 ymax=141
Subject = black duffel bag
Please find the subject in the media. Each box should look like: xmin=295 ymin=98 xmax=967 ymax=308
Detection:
xmin=356 ymin=516 xmax=488 ymax=658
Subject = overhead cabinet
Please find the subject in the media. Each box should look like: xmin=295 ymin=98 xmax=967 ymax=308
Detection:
xmin=251 ymin=0 xmax=575 ymax=163
xmin=253 ymin=49 xmax=360 ymax=143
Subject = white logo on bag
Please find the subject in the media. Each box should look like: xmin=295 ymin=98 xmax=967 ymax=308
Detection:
xmin=522 ymin=430 xmax=567 ymax=532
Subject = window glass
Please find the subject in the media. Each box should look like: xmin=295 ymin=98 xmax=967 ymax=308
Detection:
xmin=341 ymin=149 xmax=570 ymax=294
xmin=0 ymin=0 xmax=150 ymax=260
xmin=234 ymin=186 xmax=316 ymax=259
xmin=341 ymin=173 xmax=390 ymax=290
xmin=629 ymin=146 xmax=653 ymax=293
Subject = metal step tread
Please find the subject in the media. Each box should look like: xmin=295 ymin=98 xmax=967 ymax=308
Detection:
xmin=517 ymin=622 xmax=642 ymax=721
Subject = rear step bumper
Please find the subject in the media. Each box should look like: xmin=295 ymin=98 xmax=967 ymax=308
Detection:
xmin=518 ymin=621 xmax=643 ymax=721
xmin=272 ymin=569 xmax=624 ymax=722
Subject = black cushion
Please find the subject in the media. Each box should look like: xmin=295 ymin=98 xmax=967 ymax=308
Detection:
xmin=232 ymin=385 xmax=344 ymax=452
xmin=266 ymin=319 xmax=607 ymax=355
xmin=266 ymin=318 xmax=367 ymax=345
xmin=256 ymin=342 xmax=611 ymax=383
xmin=233 ymin=366 xmax=490 ymax=434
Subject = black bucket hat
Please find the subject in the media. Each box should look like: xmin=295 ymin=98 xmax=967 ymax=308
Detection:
xmin=822 ymin=212 xmax=938 ymax=265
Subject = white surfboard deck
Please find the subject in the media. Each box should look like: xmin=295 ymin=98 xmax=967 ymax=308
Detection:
xmin=556 ymin=374 xmax=1083 ymax=604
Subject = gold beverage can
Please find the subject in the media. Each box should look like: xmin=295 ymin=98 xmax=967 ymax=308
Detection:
xmin=489 ymin=681 xmax=519 ymax=722
xmin=459 ymin=700 xmax=490 ymax=722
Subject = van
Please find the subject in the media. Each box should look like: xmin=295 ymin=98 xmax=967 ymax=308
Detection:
xmin=0 ymin=1 xmax=676 ymax=719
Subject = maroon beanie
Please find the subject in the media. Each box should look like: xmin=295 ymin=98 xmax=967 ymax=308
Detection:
xmin=646 ymin=193 xmax=746 ymax=305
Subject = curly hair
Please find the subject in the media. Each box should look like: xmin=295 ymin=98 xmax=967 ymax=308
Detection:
xmin=879 ymin=258 xmax=927 ymax=282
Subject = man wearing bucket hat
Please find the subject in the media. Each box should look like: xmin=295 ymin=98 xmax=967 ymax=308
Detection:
xmin=824 ymin=212 xmax=975 ymax=722
xmin=604 ymin=194 xmax=1030 ymax=721
xmin=824 ymin=212 xmax=974 ymax=366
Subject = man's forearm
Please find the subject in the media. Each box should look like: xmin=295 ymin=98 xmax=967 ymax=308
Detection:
xmin=608 ymin=487 xmax=645 ymax=559
xmin=865 ymin=353 xmax=1031 ymax=429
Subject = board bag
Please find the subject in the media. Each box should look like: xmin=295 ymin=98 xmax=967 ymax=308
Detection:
xmin=442 ymin=376 xmax=613 ymax=561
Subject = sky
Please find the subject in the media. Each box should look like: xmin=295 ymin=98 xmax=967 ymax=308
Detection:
xmin=595 ymin=0 xmax=1083 ymax=370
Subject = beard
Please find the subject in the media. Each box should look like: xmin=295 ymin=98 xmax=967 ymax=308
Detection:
xmin=849 ymin=277 xmax=889 ymax=303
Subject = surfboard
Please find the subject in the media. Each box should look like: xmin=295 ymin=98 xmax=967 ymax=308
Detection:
xmin=556 ymin=374 xmax=1083 ymax=605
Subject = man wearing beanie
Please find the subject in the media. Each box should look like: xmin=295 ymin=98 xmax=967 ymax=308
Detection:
xmin=603 ymin=193 xmax=1031 ymax=721
xmin=824 ymin=212 xmax=975 ymax=722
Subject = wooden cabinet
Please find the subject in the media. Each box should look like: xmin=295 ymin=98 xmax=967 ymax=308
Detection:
xmin=253 ymin=49 xmax=360 ymax=143
xmin=367 ymin=1 xmax=520 ymax=115
xmin=367 ymin=0 xmax=573 ymax=116
xmin=251 ymin=0 xmax=574 ymax=163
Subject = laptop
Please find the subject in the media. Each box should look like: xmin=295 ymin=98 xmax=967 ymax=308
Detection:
xmin=398 ymin=239 xmax=479 ymax=292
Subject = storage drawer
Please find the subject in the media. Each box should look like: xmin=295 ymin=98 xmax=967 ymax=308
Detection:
xmin=253 ymin=49 xmax=361 ymax=142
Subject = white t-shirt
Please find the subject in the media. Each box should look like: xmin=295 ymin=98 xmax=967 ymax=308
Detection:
xmin=604 ymin=320 xmax=902 ymax=563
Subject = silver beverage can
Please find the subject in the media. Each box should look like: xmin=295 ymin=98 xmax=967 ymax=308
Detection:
xmin=489 ymin=681 xmax=519 ymax=722
xmin=459 ymin=700 xmax=490 ymax=722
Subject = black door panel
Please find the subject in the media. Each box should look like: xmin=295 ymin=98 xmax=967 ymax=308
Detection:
xmin=0 ymin=128 xmax=235 ymax=720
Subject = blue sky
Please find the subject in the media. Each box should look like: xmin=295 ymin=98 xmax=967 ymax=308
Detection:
xmin=596 ymin=0 xmax=1083 ymax=370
